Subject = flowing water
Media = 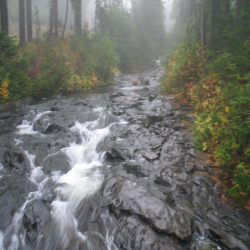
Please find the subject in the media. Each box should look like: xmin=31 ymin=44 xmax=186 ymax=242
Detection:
xmin=0 ymin=64 xmax=250 ymax=250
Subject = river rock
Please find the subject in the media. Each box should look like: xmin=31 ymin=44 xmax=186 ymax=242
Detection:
xmin=143 ymin=151 xmax=158 ymax=161
xmin=172 ymin=210 xmax=191 ymax=241
xmin=124 ymin=160 xmax=149 ymax=177
xmin=23 ymin=200 xmax=51 ymax=242
xmin=143 ymin=114 xmax=163 ymax=128
xmin=0 ymin=67 xmax=250 ymax=250
xmin=114 ymin=216 xmax=183 ymax=250
xmin=114 ymin=180 xmax=176 ymax=234
xmin=196 ymin=222 xmax=249 ymax=250
xmin=42 ymin=152 xmax=71 ymax=174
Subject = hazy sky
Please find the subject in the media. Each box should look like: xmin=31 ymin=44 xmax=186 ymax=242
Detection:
xmin=7 ymin=0 xmax=174 ymax=36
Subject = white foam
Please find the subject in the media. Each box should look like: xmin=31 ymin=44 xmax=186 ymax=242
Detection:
xmin=0 ymin=231 xmax=5 ymax=250
xmin=50 ymin=115 xmax=111 ymax=248
xmin=120 ymin=86 xmax=143 ymax=90
xmin=5 ymin=106 xmax=121 ymax=249
xmin=16 ymin=120 xmax=38 ymax=135
xmin=51 ymin=200 xmax=86 ymax=249
xmin=93 ymin=105 xmax=106 ymax=112
xmin=8 ymin=234 xmax=19 ymax=250
xmin=14 ymin=138 xmax=23 ymax=145
xmin=16 ymin=111 xmax=52 ymax=135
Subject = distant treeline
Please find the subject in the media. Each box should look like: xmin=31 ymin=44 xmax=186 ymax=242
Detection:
xmin=0 ymin=0 xmax=166 ymax=101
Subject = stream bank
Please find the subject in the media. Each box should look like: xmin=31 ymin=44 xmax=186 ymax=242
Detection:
xmin=0 ymin=64 xmax=249 ymax=250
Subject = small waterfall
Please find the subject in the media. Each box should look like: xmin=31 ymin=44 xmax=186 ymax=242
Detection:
xmin=50 ymin=119 xmax=110 ymax=248
xmin=2 ymin=106 xmax=119 ymax=250
xmin=16 ymin=111 xmax=52 ymax=135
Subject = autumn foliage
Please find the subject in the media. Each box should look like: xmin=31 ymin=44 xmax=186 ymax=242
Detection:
xmin=0 ymin=31 xmax=119 ymax=103
xmin=161 ymin=41 xmax=250 ymax=206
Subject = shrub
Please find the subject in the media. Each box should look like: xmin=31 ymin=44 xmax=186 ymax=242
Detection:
xmin=0 ymin=32 xmax=119 ymax=103
xmin=161 ymin=40 xmax=250 ymax=206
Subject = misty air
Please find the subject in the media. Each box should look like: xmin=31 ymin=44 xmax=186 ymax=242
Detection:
xmin=0 ymin=0 xmax=250 ymax=249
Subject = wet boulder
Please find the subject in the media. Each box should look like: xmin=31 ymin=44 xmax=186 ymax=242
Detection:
xmin=23 ymin=200 xmax=51 ymax=242
xmin=0 ymin=174 xmax=36 ymax=231
xmin=124 ymin=160 xmax=150 ymax=177
xmin=109 ymin=92 xmax=125 ymax=99
xmin=143 ymin=114 xmax=163 ymax=128
xmin=172 ymin=210 xmax=191 ymax=241
xmin=196 ymin=222 xmax=249 ymax=250
xmin=42 ymin=152 xmax=71 ymax=174
xmin=154 ymin=167 xmax=174 ymax=188
xmin=22 ymin=136 xmax=68 ymax=167
xmin=33 ymin=118 xmax=64 ymax=134
xmin=142 ymin=151 xmax=159 ymax=161
xmin=148 ymin=94 xmax=156 ymax=102
xmin=3 ymin=149 xmax=27 ymax=174
xmin=140 ymin=77 xmax=150 ymax=85
xmin=114 ymin=216 xmax=183 ymax=250
xmin=106 ymin=148 xmax=126 ymax=161
xmin=113 ymin=180 xmax=177 ymax=234
xmin=0 ymin=107 xmax=28 ymax=136
xmin=160 ymin=137 xmax=185 ymax=162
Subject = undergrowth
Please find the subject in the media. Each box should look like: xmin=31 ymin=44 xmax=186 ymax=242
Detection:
xmin=0 ymin=31 xmax=119 ymax=103
xmin=161 ymin=40 xmax=250 ymax=207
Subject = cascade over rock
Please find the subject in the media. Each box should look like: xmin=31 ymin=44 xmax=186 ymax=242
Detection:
xmin=0 ymin=63 xmax=249 ymax=250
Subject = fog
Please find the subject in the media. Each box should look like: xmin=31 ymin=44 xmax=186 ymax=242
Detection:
xmin=8 ymin=0 xmax=97 ymax=35
xmin=7 ymin=0 xmax=173 ymax=36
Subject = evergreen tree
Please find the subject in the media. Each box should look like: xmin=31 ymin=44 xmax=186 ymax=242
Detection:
xmin=62 ymin=0 xmax=69 ymax=40
xmin=54 ymin=0 xmax=58 ymax=37
xmin=0 ymin=0 xmax=9 ymax=32
xmin=19 ymin=0 xmax=25 ymax=44
xmin=132 ymin=0 xmax=166 ymax=63
xmin=26 ymin=0 xmax=32 ymax=41
xmin=71 ymin=0 xmax=82 ymax=36
xmin=49 ymin=0 xmax=58 ymax=42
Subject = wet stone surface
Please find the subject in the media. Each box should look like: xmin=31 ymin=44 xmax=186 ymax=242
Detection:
xmin=0 ymin=64 xmax=250 ymax=250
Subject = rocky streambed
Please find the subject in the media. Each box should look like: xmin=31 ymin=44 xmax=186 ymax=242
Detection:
xmin=0 ymin=65 xmax=250 ymax=250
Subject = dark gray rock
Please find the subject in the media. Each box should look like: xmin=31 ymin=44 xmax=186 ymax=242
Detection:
xmin=143 ymin=114 xmax=163 ymax=128
xmin=196 ymin=222 xmax=249 ymax=250
xmin=114 ymin=216 xmax=183 ymax=250
xmin=124 ymin=160 xmax=149 ymax=177
xmin=33 ymin=113 xmax=64 ymax=134
xmin=143 ymin=151 xmax=158 ymax=161
xmin=23 ymin=200 xmax=51 ymax=242
xmin=113 ymin=180 xmax=176 ymax=233
xmin=3 ymin=149 xmax=27 ymax=174
xmin=106 ymin=148 xmax=126 ymax=160
xmin=173 ymin=210 xmax=192 ymax=241
xmin=42 ymin=152 xmax=71 ymax=174
xmin=148 ymin=94 xmax=156 ymax=102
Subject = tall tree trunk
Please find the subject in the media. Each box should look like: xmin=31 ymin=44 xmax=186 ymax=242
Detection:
xmin=201 ymin=0 xmax=205 ymax=62
xmin=26 ymin=0 xmax=32 ymax=41
xmin=193 ymin=0 xmax=197 ymax=19
xmin=0 ymin=0 xmax=9 ymax=32
xmin=237 ymin=0 xmax=241 ymax=22
xmin=211 ymin=0 xmax=216 ymax=41
xmin=190 ymin=0 xmax=193 ymax=18
xmin=19 ymin=0 xmax=26 ymax=44
xmin=54 ymin=0 xmax=58 ymax=37
xmin=62 ymin=0 xmax=68 ymax=40
xmin=224 ymin=0 xmax=230 ymax=18
xmin=49 ymin=0 xmax=54 ymax=42
xmin=244 ymin=0 xmax=247 ymax=26
xmin=75 ymin=0 xmax=82 ymax=36
xmin=94 ymin=0 xmax=99 ymax=32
